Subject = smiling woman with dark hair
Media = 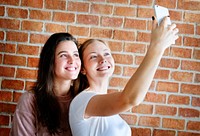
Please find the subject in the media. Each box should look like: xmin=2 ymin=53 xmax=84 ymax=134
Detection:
xmin=10 ymin=33 xmax=81 ymax=136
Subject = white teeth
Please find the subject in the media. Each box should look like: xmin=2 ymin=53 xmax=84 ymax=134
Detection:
xmin=66 ymin=67 xmax=76 ymax=71
xmin=97 ymin=66 xmax=109 ymax=71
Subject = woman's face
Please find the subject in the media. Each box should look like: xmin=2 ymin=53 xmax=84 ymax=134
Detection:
xmin=54 ymin=41 xmax=81 ymax=81
xmin=82 ymin=40 xmax=115 ymax=81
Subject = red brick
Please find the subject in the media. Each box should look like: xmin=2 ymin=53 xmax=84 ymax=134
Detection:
xmin=27 ymin=57 xmax=39 ymax=67
xmin=22 ymin=20 xmax=43 ymax=31
xmin=162 ymin=118 xmax=185 ymax=130
xmin=153 ymin=129 xmax=176 ymax=136
xmin=138 ymin=8 xmax=153 ymax=18
xmin=107 ymin=0 xmax=128 ymax=4
xmin=0 ymin=115 xmax=9 ymax=125
xmin=193 ymin=49 xmax=200 ymax=59
xmin=113 ymin=30 xmax=135 ymax=41
xmin=109 ymin=77 xmax=129 ymax=87
xmin=21 ymin=0 xmax=43 ymax=8
xmin=114 ymin=6 xmax=136 ymax=17
xmin=0 ymin=128 xmax=10 ymax=136
xmin=130 ymin=0 xmax=152 ymax=6
xmin=3 ymin=54 xmax=26 ymax=66
xmin=181 ymin=84 xmax=200 ymax=95
xmin=197 ymin=25 xmax=200 ymax=35
xmin=178 ymin=0 xmax=200 ymax=11
xmin=171 ymin=71 xmax=193 ymax=82
xmin=113 ymin=65 xmax=122 ymax=75
xmin=170 ymin=47 xmax=192 ymax=58
xmin=0 ymin=103 xmax=16 ymax=113
xmin=131 ymin=128 xmax=151 ymax=136
xmin=2 ymin=79 xmax=24 ymax=90
xmin=30 ymin=33 xmax=49 ymax=44
xmin=154 ymin=69 xmax=170 ymax=79
xmin=182 ymin=60 xmax=200 ymax=72
xmin=0 ymin=6 xmax=4 ymax=16
xmin=68 ymin=26 xmax=89 ymax=37
xmin=17 ymin=44 xmax=39 ymax=56
xmin=159 ymin=58 xmax=180 ymax=69
xmin=195 ymin=73 xmax=200 ymax=83
xmin=178 ymin=131 xmax=200 ymax=136
xmin=6 ymin=31 xmax=28 ymax=42
xmin=170 ymin=10 xmax=182 ymax=22
xmin=123 ymin=66 xmax=137 ymax=76
xmin=120 ymin=114 xmax=137 ymax=125
xmin=67 ymin=1 xmax=89 ymax=12
xmin=45 ymin=23 xmax=66 ymax=33
xmin=77 ymin=15 xmax=99 ymax=25
xmin=0 ymin=31 xmax=4 ymax=40
xmin=155 ymin=105 xmax=177 ymax=116
xmin=179 ymin=108 xmax=199 ymax=117
xmin=144 ymin=92 xmax=166 ymax=103
xmin=0 ymin=18 xmax=20 ymax=30
xmin=107 ymin=41 xmax=123 ymax=52
xmin=0 ymin=43 xmax=16 ymax=53
xmin=156 ymin=81 xmax=179 ymax=92
xmin=135 ymin=56 xmax=144 ymax=65
xmin=184 ymin=37 xmax=200 ymax=47
xmin=13 ymin=92 xmax=23 ymax=102
xmin=177 ymin=23 xmax=194 ymax=35
xmin=53 ymin=12 xmax=75 ymax=23
xmin=101 ymin=17 xmax=123 ymax=27
xmin=45 ymin=0 xmax=66 ymax=10
xmin=112 ymin=54 xmax=134 ymax=64
xmin=125 ymin=19 xmax=146 ymax=30
xmin=184 ymin=12 xmax=200 ymax=23
xmin=124 ymin=43 xmax=146 ymax=53
xmin=0 ymin=0 xmax=19 ymax=6
xmin=0 ymin=91 xmax=12 ymax=102
xmin=192 ymin=97 xmax=200 ymax=107
xmin=0 ymin=66 xmax=15 ymax=77
xmin=139 ymin=116 xmax=160 ymax=127
xmin=155 ymin=0 xmax=176 ymax=8
xmin=16 ymin=68 xmax=37 ymax=79
xmin=168 ymin=95 xmax=190 ymax=105
xmin=91 ymin=4 xmax=112 ymax=15
xmin=132 ymin=104 xmax=153 ymax=114
xmin=7 ymin=7 xmax=28 ymax=18
xmin=30 ymin=10 xmax=51 ymax=20
xmin=25 ymin=81 xmax=36 ymax=91
xmin=91 ymin=28 xmax=112 ymax=38
xmin=137 ymin=32 xmax=151 ymax=42
xmin=187 ymin=121 xmax=200 ymax=131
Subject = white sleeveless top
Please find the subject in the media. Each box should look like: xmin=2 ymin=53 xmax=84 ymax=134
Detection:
xmin=69 ymin=91 xmax=131 ymax=136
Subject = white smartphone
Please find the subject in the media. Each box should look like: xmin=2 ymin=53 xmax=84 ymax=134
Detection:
xmin=154 ymin=5 xmax=171 ymax=26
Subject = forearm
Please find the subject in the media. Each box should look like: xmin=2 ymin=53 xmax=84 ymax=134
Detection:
xmin=122 ymin=44 xmax=164 ymax=106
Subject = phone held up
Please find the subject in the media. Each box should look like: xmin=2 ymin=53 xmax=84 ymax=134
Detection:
xmin=154 ymin=5 xmax=171 ymax=26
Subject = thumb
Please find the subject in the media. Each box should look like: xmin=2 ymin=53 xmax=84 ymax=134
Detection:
xmin=152 ymin=16 xmax=157 ymax=31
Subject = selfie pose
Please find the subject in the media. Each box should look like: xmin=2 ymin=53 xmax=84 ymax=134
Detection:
xmin=10 ymin=33 xmax=81 ymax=136
xmin=69 ymin=17 xmax=179 ymax=136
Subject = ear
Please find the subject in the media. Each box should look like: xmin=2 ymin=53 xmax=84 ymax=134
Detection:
xmin=81 ymin=67 xmax=86 ymax=75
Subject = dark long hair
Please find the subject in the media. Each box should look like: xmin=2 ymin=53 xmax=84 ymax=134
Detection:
xmin=75 ymin=39 xmax=108 ymax=93
xmin=32 ymin=33 xmax=79 ymax=134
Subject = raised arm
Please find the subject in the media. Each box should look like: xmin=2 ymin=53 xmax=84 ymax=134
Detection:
xmin=85 ymin=17 xmax=179 ymax=117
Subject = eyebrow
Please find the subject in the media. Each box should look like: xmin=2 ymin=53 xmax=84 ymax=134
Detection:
xmin=89 ymin=49 xmax=110 ymax=54
xmin=57 ymin=51 xmax=78 ymax=56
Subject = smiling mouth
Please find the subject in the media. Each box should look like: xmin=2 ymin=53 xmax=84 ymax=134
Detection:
xmin=97 ymin=66 xmax=111 ymax=71
xmin=65 ymin=67 xmax=77 ymax=71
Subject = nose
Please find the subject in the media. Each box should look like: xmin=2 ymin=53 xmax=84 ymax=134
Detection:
xmin=99 ymin=56 xmax=107 ymax=64
xmin=67 ymin=55 xmax=74 ymax=64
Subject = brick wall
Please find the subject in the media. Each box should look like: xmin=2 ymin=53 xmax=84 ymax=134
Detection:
xmin=0 ymin=0 xmax=199 ymax=136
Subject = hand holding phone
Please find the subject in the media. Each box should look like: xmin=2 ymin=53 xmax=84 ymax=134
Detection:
xmin=154 ymin=5 xmax=171 ymax=26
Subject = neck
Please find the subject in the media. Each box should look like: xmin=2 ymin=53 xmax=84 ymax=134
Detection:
xmin=88 ymin=77 xmax=109 ymax=94
xmin=54 ymin=79 xmax=71 ymax=96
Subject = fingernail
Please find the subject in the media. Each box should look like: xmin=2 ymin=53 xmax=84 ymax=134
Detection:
xmin=152 ymin=16 xmax=155 ymax=20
